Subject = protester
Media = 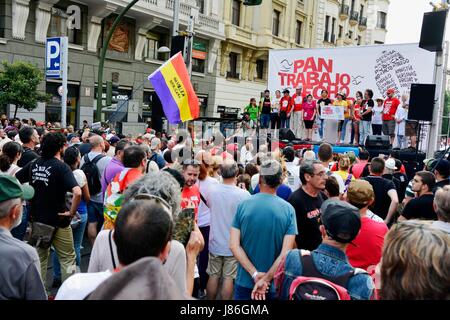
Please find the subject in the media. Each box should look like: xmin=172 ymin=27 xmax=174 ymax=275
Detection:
xmin=283 ymin=146 xmax=300 ymax=191
xmin=80 ymin=135 xmax=112 ymax=244
xmin=0 ymin=141 xmax=22 ymax=176
xmin=279 ymin=89 xmax=292 ymax=129
xmin=380 ymin=220 xmax=450 ymax=300
xmin=351 ymin=91 xmax=363 ymax=145
xmin=240 ymin=137 xmax=254 ymax=166
xmin=0 ymin=175 xmax=46 ymax=300
xmin=205 ymin=160 xmax=251 ymax=300
xmin=289 ymin=160 xmax=327 ymax=250
xmin=302 ymin=94 xmax=316 ymax=141
xmin=274 ymin=199 xmax=375 ymax=300
xmin=432 ymin=185 xmax=450 ymax=233
xmin=345 ymin=180 xmax=388 ymax=271
xmin=324 ymin=175 xmax=341 ymax=200
xmin=394 ymin=95 xmax=407 ymax=149
xmin=359 ymin=90 xmax=374 ymax=145
xmin=149 ymin=137 xmax=166 ymax=169
xmin=244 ymin=98 xmax=259 ymax=126
xmin=431 ymin=159 xmax=450 ymax=192
xmin=393 ymin=159 xmax=409 ymax=203
xmin=101 ymin=139 xmax=133 ymax=194
xmin=17 ymin=126 xmax=39 ymax=167
xmin=349 ymin=149 xmax=370 ymax=179
xmin=259 ymin=90 xmax=272 ymax=131
xmin=399 ymin=171 xmax=437 ymax=221
xmin=16 ymin=132 xmax=81 ymax=290
xmin=362 ymin=157 xmax=399 ymax=224
xmin=334 ymin=155 xmax=355 ymax=188
xmin=271 ymin=90 xmax=282 ymax=131
xmin=230 ymin=159 xmax=297 ymax=300
xmin=382 ymin=89 xmax=401 ymax=146
xmin=382 ymin=158 xmax=402 ymax=199
xmin=317 ymin=89 xmax=332 ymax=140
xmin=291 ymin=86 xmax=305 ymax=138
xmin=334 ymin=92 xmax=350 ymax=144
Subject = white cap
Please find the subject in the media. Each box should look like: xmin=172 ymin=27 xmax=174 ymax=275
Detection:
xmin=150 ymin=137 xmax=161 ymax=150
xmin=385 ymin=158 xmax=397 ymax=170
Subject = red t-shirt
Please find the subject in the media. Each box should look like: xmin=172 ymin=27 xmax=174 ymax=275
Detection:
xmin=280 ymin=96 xmax=293 ymax=113
xmin=292 ymin=94 xmax=305 ymax=112
xmin=350 ymin=161 xmax=369 ymax=179
xmin=353 ymin=104 xmax=362 ymax=121
xmin=382 ymin=98 xmax=400 ymax=121
xmin=181 ymin=185 xmax=200 ymax=222
xmin=346 ymin=217 xmax=388 ymax=270
xmin=302 ymin=101 xmax=316 ymax=121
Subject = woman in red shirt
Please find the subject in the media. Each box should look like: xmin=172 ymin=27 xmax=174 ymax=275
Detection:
xmin=302 ymin=94 xmax=317 ymax=141
xmin=352 ymin=91 xmax=363 ymax=146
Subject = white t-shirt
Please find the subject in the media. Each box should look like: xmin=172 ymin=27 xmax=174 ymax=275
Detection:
xmin=240 ymin=146 xmax=253 ymax=165
xmin=251 ymin=173 xmax=260 ymax=191
xmin=205 ymin=184 xmax=251 ymax=256
xmin=72 ymin=169 xmax=87 ymax=188
xmin=197 ymin=177 xmax=219 ymax=228
xmin=395 ymin=106 xmax=407 ymax=136
xmin=372 ymin=105 xmax=383 ymax=125
xmin=55 ymin=271 xmax=113 ymax=300
xmin=285 ymin=162 xmax=301 ymax=191
xmin=0 ymin=164 xmax=20 ymax=176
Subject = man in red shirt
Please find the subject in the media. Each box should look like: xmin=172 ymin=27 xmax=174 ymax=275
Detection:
xmin=382 ymin=88 xmax=401 ymax=145
xmin=345 ymin=180 xmax=388 ymax=271
xmin=279 ymin=89 xmax=293 ymax=129
xmin=291 ymin=86 xmax=305 ymax=139
xmin=181 ymin=160 xmax=201 ymax=222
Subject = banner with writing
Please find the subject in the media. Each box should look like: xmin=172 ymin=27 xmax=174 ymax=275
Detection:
xmin=320 ymin=105 xmax=344 ymax=120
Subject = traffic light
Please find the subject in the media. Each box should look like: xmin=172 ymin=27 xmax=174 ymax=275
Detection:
xmin=244 ymin=0 xmax=262 ymax=5
xmin=106 ymin=81 xmax=119 ymax=106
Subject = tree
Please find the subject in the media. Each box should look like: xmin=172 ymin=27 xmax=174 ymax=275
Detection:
xmin=441 ymin=91 xmax=450 ymax=136
xmin=0 ymin=61 xmax=49 ymax=118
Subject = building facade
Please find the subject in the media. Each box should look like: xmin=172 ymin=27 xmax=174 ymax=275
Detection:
xmin=0 ymin=0 xmax=224 ymax=129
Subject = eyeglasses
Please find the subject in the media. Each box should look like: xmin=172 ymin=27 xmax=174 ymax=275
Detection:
xmin=311 ymin=171 xmax=327 ymax=178
xmin=131 ymin=193 xmax=173 ymax=218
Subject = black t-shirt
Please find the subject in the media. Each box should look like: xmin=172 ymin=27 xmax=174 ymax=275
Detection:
xmin=261 ymin=98 xmax=271 ymax=115
xmin=433 ymin=179 xmax=450 ymax=193
xmin=393 ymin=172 xmax=409 ymax=202
xmin=361 ymin=99 xmax=374 ymax=121
xmin=317 ymin=98 xmax=332 ymax=116
xmin=288 ymin=187 xmax=327 ymax=251
xmin=402 ymin=194 xmax=437 ymax=221
xmin=17 ymin=147 xmax=39 ymax=168
xmin=362 ymin=176 xmax=397 ymax=219
xmin=16 ymin=157 xmax=78 ymax=228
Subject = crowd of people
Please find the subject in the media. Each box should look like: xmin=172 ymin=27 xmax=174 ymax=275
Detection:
xmin=243 ymin=87 xmax=417 ymax=148
xmin=0 ymin=115 xmax=449 ymax=301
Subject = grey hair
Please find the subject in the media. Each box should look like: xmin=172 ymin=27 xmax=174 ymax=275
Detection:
xmin=260 ymin=159 xmax=282 ymax=188
xmin=123 ymin=171 xmax=181 ymax=218
xmin=220 ymin=160 xmax=239 ymax=179
xmin=434 ymin=185 xmax=450 ymax=222
xmin=299 ymin=160 xmax=322 ymax=185
xmin=0 ymin=198 xmax=21 ymax=219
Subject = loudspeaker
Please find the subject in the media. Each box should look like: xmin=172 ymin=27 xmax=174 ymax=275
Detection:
xmin=170 ymin=36 xmax=185 ymax=57
xmin=151 ymin=92 xmax=163 ymax=133
xmin=419 ymin=10 xmax=447 ymax=52
xmin=365 ymin=135 xmax=390 ymax=149
xmin=279 ymin=128 xmax=295 ymax=141
xmin=408 ymin=83 xmax=436 ymax=121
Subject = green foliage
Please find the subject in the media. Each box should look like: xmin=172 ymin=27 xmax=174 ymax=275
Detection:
xmin=0 ymin=61 xmax=49 ymax=117
xmin=442 ymin=91 xmax=450 ymax=135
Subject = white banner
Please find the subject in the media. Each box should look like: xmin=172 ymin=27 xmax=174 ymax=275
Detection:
xmin=269 ymin=43 xmax=435 ymax=101
xmin=320 ymin=105 xmax=344 ymax=120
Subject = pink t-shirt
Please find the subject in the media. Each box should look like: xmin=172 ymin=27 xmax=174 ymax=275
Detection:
xmin=346 ymin=217 xmax=388 ymax=271
xmin=302 ymin=101 xmax=316 ymax=121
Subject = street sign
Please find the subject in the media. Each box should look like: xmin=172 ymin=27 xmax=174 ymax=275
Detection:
xmin=46 ymin=37 xmax=62 ymax=79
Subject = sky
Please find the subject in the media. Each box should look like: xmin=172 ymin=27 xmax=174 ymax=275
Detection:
xmin=386 ymin=0 xmax=450 ymax=44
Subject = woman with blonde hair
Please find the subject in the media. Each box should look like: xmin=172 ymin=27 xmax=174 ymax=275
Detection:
xmin=380 ymin=220 xmax=450 ymax=300
xmin=335 ymin=154 xmax=355 ymax=187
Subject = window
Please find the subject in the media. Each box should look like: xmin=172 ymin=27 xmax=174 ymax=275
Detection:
xmin=348 ymin=30 xmax=353 ymax=39
xmin=192 ymin=38 xmax=207 ymax=73
xmin=357 ymin=35 xmax=362 ymax=45
xmin=232 ymin=0 xmax=241 ymax=26
xmin=331 ymin=17 xmax=336 ymax=41
xmin=377 ymin=12 xmax=387 ymax=29
xmin=295 ymin=20 xmax=302 ymax=45
xmin=272 ymin=10 xmax=281 ymax=37
xmin=196 ymin=0 xmax=205 ymax=14
xmin=144 ymin=30 xmax=169 ymax=61
xmin=256 ymin=60 xmax=264 ymax=79
xmin=338 ymin=25 xmax=343 ymax=38
xmin=324 ymin=15 xmax=330 ymax=42
xmin=0 ymin=0 xmax=5 ymax=38
xmin=192 ymin=58 xmax=205 ymax=73
xmin=48 ymin=6 xmax=83 ymax=45
xmin=359 ymin=4 xmax=364 ymax=18
xmin=228 ymin=52 xmax=239 ymax=79
xmin=350 ymin=0 xmax=355 ymax=13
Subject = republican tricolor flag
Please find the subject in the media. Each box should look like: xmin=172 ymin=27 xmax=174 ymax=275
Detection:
xmin=148 ymin=53 xmax=199 ymax=124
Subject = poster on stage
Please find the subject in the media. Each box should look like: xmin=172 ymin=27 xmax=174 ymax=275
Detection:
xmin=320 ymin=105 xmax=344 ymax=120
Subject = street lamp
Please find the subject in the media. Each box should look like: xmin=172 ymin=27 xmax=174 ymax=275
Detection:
xmin=157 ymin=46 xmax=170 ymax=54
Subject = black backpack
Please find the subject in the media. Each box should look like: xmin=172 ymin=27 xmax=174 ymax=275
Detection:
xmin=81 ymin=154 xmax=104 ymax=195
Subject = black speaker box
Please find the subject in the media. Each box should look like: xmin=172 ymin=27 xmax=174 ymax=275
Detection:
xmin=365 ymin=135 xmax=390 ymax=149
xmin=279 ymin=128 xmax=296 ymax=141
xmin=419 ymin=10 xmax=447 ymax=52
xmin=408 ymin=83 xmax=436 ymax=121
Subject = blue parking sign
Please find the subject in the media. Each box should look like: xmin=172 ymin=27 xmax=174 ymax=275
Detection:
xmin=46 ymin=37 xmax=62 ymax=79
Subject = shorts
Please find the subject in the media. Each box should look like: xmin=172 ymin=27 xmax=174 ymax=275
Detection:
xmin=304 ymin=120 xmax=314 ymax=129
xmin=206 ymin=253 xmax=238 ymax=279
xmin=405 ymin=120 xmax=418 ymax=137
xmin=382 ymin=120 xmax=396 ymax=137
xmin=87 ymin=201 xmax=104 ymax=224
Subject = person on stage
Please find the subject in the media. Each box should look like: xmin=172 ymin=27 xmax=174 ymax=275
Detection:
xmin=395 ymin=94 xmax=408 ymax=149
xmin=302 ymin=94 xmax=317 ymax=142
xmin=382 ymin=88 xmax=401 ymax=146
xmin=271 ymin=90 xmax=282 ymax=134
xmin=244 ymin=98 xmax=259 ymax=129
xmin=334 ymin=92 xmax=350 ymax=144
xmin=291 ymin=86 xmax=305 ymax=139
xmin=279 ymin=89 xmax=293 ymax=129
xmin=317 ymin=90 xmax=332 ymax=140
xmin=402 ymin=94 xmax=418 ymax=149
xmin=351 ymin=91 xmax=363 ymax=146
xmin=359 ymin=89 xmax=375 ymax=146
xmin=259 ymin=90 xmax=272 ymax=134
xmin=372 ymin=98 xmax=384 ymax=135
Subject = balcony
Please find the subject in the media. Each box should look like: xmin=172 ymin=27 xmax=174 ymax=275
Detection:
xmin=358 ymin=16 xmax=367 ymax=31
xmin=340 ymin=5 xmax=349 ymax=20
xmin=226 ymin=71 xmax=240 ymax=80
xmin=349 ymin=11 xmax=359 ymax=26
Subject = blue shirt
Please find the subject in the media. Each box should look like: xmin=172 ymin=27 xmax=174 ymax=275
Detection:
xmin=253 ymin=184 xmax=292 ymax=201
xmin=278 ymin=244 xmax=375 ymax=300
xmin=232 ymin=193 xmax=298 ymax=291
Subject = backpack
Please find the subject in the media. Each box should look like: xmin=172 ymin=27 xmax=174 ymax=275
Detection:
xmin=81 ymin=154 xmax=104 ymax=195
xmin=275 ymin=250 xmax=367 ymax=300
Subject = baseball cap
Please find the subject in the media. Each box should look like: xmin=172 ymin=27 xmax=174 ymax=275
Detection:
xmin=433 ymin=159 xmax=450 ymax=175
xmin=320 ymin=199 xmax=361 ymax=243
xmin=387 ymin=88 xmax=395 ymax=94
xmin=347 ymin=180 xmax=375 ymax=208
xmin=385 ymin=158 xmax=397 ymax=170
xmin=0 ymin=176 xmax=34 ymax=203
xmin=423 ymin=158 xmax=436 ymax=171
xmin=150 ymin=137 xmax=161 ymax=150
xmin=109 ymin=136 xmax=120 ymax=145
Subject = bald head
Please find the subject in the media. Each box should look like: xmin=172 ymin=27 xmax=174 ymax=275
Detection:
xmin=220 ymin=159 xmax=239 ymax=179
xmin=89 ymin=135 xmax=104 ymax=151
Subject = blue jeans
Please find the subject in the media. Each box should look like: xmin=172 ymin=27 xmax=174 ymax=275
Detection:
xmin=11 ymin=204 xmax=29 ymax=241
xmin=280 ymin=117 xmax=290 ymax=129
xmin=318 ymin=119 xmax=325 ymax=139
xmin=52 ymin=213 xmax=87 ymax=279
xmin=339 ymin=119 xmax=350 ymax=143
xmin=234 ymin=284 xmax=277 ymax=301
xmin=260 ymin=114 xmax=270 ymax=129
xmin=359 ymin=121 xmax=371 ymax=145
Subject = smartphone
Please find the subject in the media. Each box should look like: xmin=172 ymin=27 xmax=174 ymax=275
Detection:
xmin=172 ymin=208 xmax=195 ymax=247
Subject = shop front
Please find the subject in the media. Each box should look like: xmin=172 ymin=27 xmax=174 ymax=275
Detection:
xmin=46 ymin=81 xmax=80 ymax=128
